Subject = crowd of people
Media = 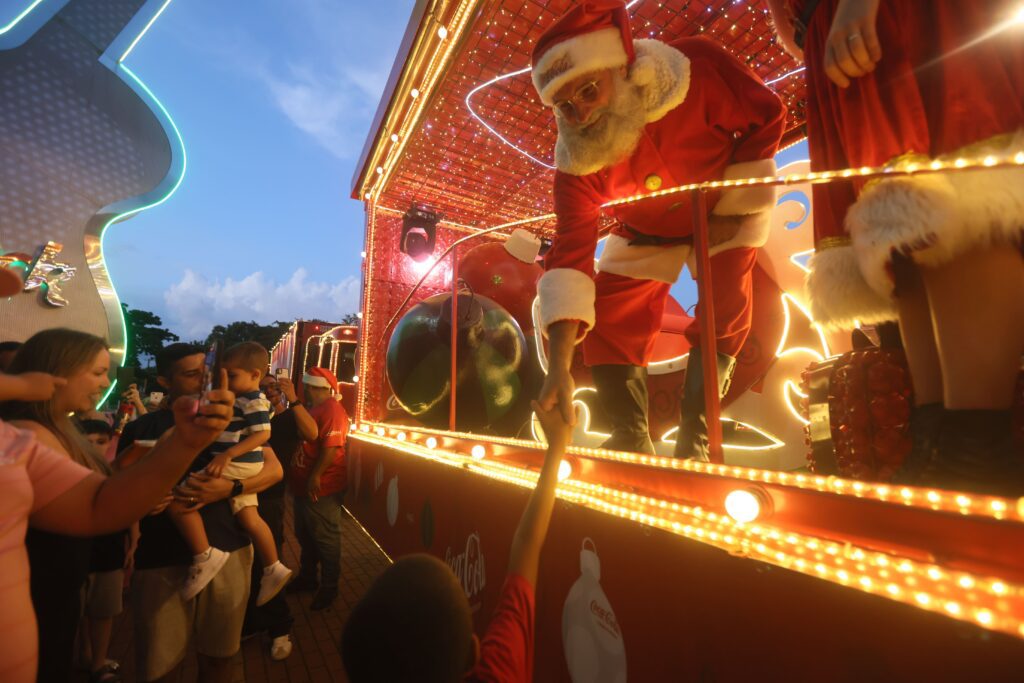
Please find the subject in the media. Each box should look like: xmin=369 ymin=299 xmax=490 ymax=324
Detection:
xmin=0 ymin=324 xmax=567 ymax=683
xmin=0 ymin=329 xmax=354 ymax=682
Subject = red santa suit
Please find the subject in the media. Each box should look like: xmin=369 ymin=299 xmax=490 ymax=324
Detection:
xmin=793 ymin=0 xmax=1024 ymax=329
xmin=535 ymin=33 xmax=786 ymax=366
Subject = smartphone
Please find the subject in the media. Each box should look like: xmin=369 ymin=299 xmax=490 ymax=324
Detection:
xmin=275 ymin=368 xmax=288 ymax=379
xmin=116 ymin=365 xmax=137 ymax=389
xmin=200 ymin=339 xmax=223 ymax=403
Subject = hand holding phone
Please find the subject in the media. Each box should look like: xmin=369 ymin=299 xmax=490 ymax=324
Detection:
xmin=200 ymin=340 xmax=223 ymax=404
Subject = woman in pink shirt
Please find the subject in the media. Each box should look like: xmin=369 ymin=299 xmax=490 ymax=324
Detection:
xmin=0 ymin=332 xmax=235 ymax=683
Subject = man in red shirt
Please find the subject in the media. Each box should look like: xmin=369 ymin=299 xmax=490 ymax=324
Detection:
xmin=341 ymin=398 xmax=568 ymax=682
xmin=289 ymin=367 xmax=349 ymax=611
xmin=532 ymin=0 xmax=786 ymax=460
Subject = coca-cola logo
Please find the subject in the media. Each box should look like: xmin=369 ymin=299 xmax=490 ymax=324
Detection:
xmin=445 ymin=532 xmax=487 ymax=599
xmin=590 ymin=600 xmax=622 ymax=639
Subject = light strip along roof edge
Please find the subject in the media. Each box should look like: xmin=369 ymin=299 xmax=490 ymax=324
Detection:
xmin=350 ymin=0 xmax=483 ymax=202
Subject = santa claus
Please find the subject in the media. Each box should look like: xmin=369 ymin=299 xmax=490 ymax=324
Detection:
xmin=532 ymin=0 xmax=786 ymax=459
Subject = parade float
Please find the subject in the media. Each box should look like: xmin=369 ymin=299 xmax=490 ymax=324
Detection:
xmin=344 ymin=1 xmax=1024 ymax=680
xmin=270 ymin=319 xmax=358 ymax=414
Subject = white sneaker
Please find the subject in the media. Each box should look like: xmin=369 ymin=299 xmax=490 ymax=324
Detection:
xmin=270 ymin=634 xmax=292 ymax=661
xmin=257 ymin=562 xmax=293 ymax=606
xmin=181 ymin=548 xmax=230 ymax=601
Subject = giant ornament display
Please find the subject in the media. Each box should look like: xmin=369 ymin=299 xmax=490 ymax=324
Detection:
xmin=386 ymin=292 xmax=528 ymax=430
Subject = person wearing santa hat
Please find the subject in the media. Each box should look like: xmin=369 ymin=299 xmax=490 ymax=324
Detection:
xmin=532 ymin=0 xmax=786 ymax=458
xmin=765 ymin=0 xmax=1023 ymax=495
xmin=290 ymin=366 xmax=350 ymax=610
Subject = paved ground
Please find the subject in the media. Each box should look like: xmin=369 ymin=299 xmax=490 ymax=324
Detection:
xmin=76 ymin=501 xmax=391 ymax=682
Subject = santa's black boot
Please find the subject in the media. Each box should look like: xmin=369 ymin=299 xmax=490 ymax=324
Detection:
xmin=673 ymin=348 xmax=736 ymax=461
xmin=892 ymin=403 xmax=944 ymax=484
xmin=919 ymin=409 xmax=1024 ymax=497
xmin=591 ymin=364 xmax=656 ymax=454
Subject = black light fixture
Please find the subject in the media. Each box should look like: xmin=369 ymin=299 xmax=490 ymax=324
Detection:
xmin=401 ymin=205 xmax=439 ymax=262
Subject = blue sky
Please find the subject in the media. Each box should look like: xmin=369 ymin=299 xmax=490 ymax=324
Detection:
xmin=102 ymin=0 xmax=412 ymax=339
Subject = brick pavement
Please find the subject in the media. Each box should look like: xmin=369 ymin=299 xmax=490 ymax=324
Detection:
xmin=76 ymin=501 xmax=391 ymax=682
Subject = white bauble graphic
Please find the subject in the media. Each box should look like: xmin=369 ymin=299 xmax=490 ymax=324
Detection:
xmin=374 ymin=461 xmax=384 ymax=490
xmin=386 ymin=476 xmax=399 ymax=526
xmin=562 ymin=538 xmax=627 ymax=683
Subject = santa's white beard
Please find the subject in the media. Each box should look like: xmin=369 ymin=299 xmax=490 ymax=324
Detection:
xmin=554 ymin=73 xmax=647 ymax=176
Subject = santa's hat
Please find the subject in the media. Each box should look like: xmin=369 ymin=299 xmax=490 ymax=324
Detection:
xmin=303 ymin=367 xmax=339 ymax=393
xmin=531 ymin=0 xmax=634 ymax=106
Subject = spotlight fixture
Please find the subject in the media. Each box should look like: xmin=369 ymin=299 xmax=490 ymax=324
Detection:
xmin=401 ymin=204 xmax=439 ymax=262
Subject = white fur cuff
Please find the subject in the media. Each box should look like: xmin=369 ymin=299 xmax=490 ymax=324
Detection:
xmin=538 ymin=268 xmax=596 ymax=338
xmin=533 ymin=28 xmax=628 ymax=105
xmin=712 ymin=159 xmax=778 ymax=216
xmin=597 ymin=234 xmax=690 ymax=284
xmin=805 ymin=244 xmax=898 ymax=331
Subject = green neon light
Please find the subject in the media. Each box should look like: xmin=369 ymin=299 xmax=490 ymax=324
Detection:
xmin=0 ymin=0 xmax=45 ymax=35
xmin=98 ymin=61 xmax=187 ymax=407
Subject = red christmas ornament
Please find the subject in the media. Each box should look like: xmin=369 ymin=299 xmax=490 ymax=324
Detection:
xmin=458 ymin=239 xmax=542 ymax=331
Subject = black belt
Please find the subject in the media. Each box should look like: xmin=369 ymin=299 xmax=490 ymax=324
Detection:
xmin=793 ymin=0 xmax=823 ymax=50
xmin=622 ymin=225 xmax=693 ymax=247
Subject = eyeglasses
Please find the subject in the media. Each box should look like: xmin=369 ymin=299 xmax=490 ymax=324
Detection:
xmin=553 ymin=79 xmax=601 ymax=120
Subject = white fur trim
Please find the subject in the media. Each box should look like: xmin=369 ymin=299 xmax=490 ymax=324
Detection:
xmin=805 ymin=245 xmax=898 ymax=330
xmin=684 ymin=211 xmax=774 ymax=273
xmin=712 ymin=159 xmax=778 ymax=216
xmin=533 ymin=28 xmax=628 ymax=105
xmin=504 ymin=229 xmax=541 ymax=263
xmin=631 ymin=39 xmax=690 ymax=124
xmin=846 ymin=129 xmax=1024 ymax=299
xmin=303 ymin=374 xmax=331 ymax=388
xmin=597 ymin=233 xmax=690 ymax=284
xmin=538 ymin=268 xmax=596 ymax=338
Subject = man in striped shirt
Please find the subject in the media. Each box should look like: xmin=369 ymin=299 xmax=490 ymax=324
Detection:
xmin=172 ymin=342 xmax=293 ymax=607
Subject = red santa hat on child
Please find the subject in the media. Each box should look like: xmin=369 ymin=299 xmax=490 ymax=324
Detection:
xmin=531 ymin=0 xmax=635 ymax=106
xmin=303 ymin=366 xmax=339 ymax=393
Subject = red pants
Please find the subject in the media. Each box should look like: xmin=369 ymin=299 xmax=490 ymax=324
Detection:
xmin=583 ymin=247 xmax=757 ymax=366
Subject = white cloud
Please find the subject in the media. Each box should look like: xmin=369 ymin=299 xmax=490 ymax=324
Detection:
xmin=164 ymin=268 xmax=360 ymax=339
xmin=257 ymin=62 xmax=380 ymax=159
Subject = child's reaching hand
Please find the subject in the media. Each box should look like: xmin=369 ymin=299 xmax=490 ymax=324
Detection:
xmin=531 ymin=399 xmax=573 ymax=451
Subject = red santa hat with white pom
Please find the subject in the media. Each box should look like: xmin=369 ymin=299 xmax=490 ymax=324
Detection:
xmin=531 ymin=0 xmax=636 ymax=106
xmin=303 ymin=366 xmax=339 ymax=393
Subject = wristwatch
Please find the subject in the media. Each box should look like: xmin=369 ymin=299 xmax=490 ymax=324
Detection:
xmin=229 ymin=479 xmax=244 ymax=498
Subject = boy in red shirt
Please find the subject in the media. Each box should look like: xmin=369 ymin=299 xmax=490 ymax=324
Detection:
xmin=289 ymin=367 xmax=349 ymax=611
xmin=341 ymin=400 xmax=571 ymax=682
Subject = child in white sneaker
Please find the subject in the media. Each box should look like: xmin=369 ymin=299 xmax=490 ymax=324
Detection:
xmin=171 ymin=342 xmax=292 ymax=604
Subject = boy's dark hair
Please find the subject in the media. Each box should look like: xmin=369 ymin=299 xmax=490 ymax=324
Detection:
xmin=79 ymin=418 xmax=114 ymax=438
xmin=156 ymin=343 xmax=204 ymax=378
xmin=222 ymin=341 xmax=269 ymax=377
xmin=341 ymin=554 xmax=474 ymax=683
xmin=0 ymin=340 xmax=22 ymax=353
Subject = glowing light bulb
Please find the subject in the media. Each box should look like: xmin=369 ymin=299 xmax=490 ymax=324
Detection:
xmin=426 ymin=437 xmax=438 ymax=449
xmin=356 ymin=312 xmax=364 ymax=319
xmin=557 ymin=459 xmax=572 ymax=481
xmin=363 ymin=192 xmax=371 ymax=199
xmin=376 ymin=166 xmax=384 ymax=175
xmin=437 ymin=26 xmax=448 ymax=39
xmin=351 ymin=375 xmax=359 ymax=383
xmin=724 ymin=488 xmax=768 ymax=524
xmin=396 ymin=432 xmax=406 ymax=441
xmin=410 ymin=88 xmax=420 ymax=99
xmin=390 ymin=133 xmax=399 ymax=143
xmin=375 ymin=427 xmax=385 ymax=436
xmin=470 ymin=444 xmax=486 ymax=459
xmin=360 ymin=251 xmax=367 ymax=258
